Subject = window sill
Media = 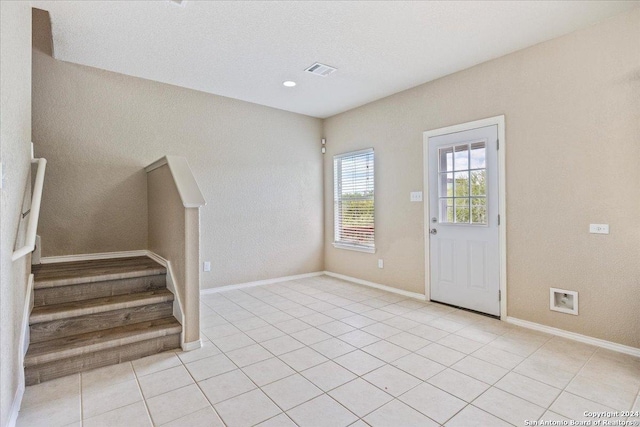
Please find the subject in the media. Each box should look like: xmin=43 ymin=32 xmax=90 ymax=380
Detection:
xmin=332 ymin=242 xmax=376 ymax=254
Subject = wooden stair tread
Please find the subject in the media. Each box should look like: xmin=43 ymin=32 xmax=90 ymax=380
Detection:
xmin=25 ymin=335 xmax=180 ymax=385
xmin=33 ymin=274 xmax=167 ymax=307
xmin=33 ymin=256 xmax=166 ymax=288
xmin=30 ymin=289 xmax=174 ymax=324
xmin=30 ymin=302 xmax=174 ymax=344
xmin=25 ymin=317 xmax=182 ymax=366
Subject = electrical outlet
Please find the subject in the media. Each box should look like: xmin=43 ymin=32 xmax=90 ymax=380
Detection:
xmin=589 ymin=224 xmax=609 ymax=234
xmin=378 ymin=259 xmax=384 ymax=269
xmin=410 ymin=191 xmax=423 ymax=202
xmin=203 ymin=261 xmax=211 ymax=272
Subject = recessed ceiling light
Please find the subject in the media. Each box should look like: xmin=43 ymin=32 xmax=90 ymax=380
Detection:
xmin=283 ymin=81 xmax=296 ymax=87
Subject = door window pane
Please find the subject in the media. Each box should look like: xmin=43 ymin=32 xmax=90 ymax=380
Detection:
xmin=438 ymin=140 xmax=487 ymax=225
xmin=439 ymin=147 xmax=454 ymax=173
xmin=471 ymin=198 xmax=487 ymax=224
xmin=470 ymin=170 xmax=486 ymax=196
xmin=455 ymin=205 xmax=470 ymax=223
xmin=454 ymin=172 xmax=469 ymax=197
xmin=470 ymin=142 xmax=486 ymax=169
xmin=440 ymin=199 xmax=454 ymax=223
xmin=439 ymin=173 xmax=453 ymax=197
xmin=454 ymin=145 xmax=469 ymax=171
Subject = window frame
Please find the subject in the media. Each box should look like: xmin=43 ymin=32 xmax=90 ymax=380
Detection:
xmin=333 ymin=148 xmax=375 ymax=253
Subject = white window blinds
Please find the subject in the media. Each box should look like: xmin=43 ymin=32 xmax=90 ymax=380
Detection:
xmin=334 ymin=149 xmax=375 ymax=251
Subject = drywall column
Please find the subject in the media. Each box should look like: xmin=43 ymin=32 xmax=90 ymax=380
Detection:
xmin=184 ymin=208 xmax=201 ymax=345
xmin=147 ymin=156 xmax=206 ymax=348
xmin=1 ymin=2 xmax=33 ymax=425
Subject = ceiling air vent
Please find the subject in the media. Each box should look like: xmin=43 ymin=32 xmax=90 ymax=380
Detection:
xmin=305 ymin=63 xmax=337 ymax=77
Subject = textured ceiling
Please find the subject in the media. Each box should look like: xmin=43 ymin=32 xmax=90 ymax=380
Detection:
xmin=32 ymin=1 xmax=638 ymax=118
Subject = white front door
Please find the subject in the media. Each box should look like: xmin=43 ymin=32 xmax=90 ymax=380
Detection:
xmin=427 ymin=125 xmax=500 ymax=316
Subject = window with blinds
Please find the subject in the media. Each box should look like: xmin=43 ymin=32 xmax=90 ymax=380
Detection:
xmin=333 ymin=149 xmax=375 ymax=252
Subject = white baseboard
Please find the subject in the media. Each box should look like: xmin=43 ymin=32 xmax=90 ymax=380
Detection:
xmin=200 ymin=272 xmax=324 ymax=294
xmin=182 ymin=339 xmax=202 ymax=351
xmin=39 ymin=250 xmax=150 ymax=264
xmin=505 ymin=316 xmax=640 ymax=358
xmin=144 ymin=251 xmax=166 ymax=268
xmin=145 ymin=252 xmax=187 ymax=345
xmin=323 ymin=271 xmax=427 ymax=301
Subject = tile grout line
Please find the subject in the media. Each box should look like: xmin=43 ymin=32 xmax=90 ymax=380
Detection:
xmin=184 ymin=316 xmax=315 ymax=426
xmin=130 ymin=360 xmax=159 ymax=427
xmin=543 ymin=346 xmax=619 ymax=416
xmin=542 ymin=349 xmax=598 ymax=418
xmin=217 ymin=343 xmax=360 ymax=426
xmin=79 ymin=373 xmax=84 ymax=427
xmin=176 ymin=354 xmax=229 ymax=427
xmin=435 ymin=330 xmax=604 ymax=424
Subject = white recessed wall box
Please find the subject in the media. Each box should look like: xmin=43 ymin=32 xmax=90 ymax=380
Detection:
xmin=550 ymin=287 xmax=578 ymax=315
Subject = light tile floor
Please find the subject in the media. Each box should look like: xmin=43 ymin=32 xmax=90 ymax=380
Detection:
xmin=17 ymin=276 xmax=640 ymax=427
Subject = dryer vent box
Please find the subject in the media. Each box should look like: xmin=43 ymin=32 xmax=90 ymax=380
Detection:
xmin=550 ymin=288 xmax=578 ymax=315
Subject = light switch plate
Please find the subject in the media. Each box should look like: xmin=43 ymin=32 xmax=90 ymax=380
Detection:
xmin=203 ymin=261 xmax=211 ymax=272
xmin=377 ymin=259 xmax=384 ymax=269
xmin=589 ymin=224 xmax=609 ymax=234
xmin=410 ymin=191 xmax=423 ymax=202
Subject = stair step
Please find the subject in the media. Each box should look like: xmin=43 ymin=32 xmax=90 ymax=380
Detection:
xmin=25 ymin=334 xmax=180 ymax=385
xmin=30 ymin=289 xmax=174 ymax=324
xmin=26 ymin=255 xmax=183 ymax=385
xmin=34 ymin=274 xmax=167 ymax=307
xmin=33 ymin=256 xmax=166 ymax=289
xmin=30 ymin=301 xmax=174 ymax=344
xmin=25 ymin=317 xmax=182 ymax=367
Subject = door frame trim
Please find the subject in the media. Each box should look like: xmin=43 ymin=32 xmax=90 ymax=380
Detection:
xmin=423 ymin=115 xmax=507 ymax=319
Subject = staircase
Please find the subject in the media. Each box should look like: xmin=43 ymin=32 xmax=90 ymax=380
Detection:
xmin=25 ymin=256 xmax=182 ymax=385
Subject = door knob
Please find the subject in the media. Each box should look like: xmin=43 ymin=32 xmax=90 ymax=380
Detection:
xmin=430 ymin=228 xmax=437 ymax=235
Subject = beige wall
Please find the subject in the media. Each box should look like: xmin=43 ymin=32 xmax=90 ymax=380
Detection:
xmin=0 ymin=2 xmax=33 ymax=425
xmin=32 ymin=34 xmax=324 ymax=289
xmin=323 ymin=9 xmax=640 ymax=348
xmin=148 ymin=164 xmax=200 ymax=344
